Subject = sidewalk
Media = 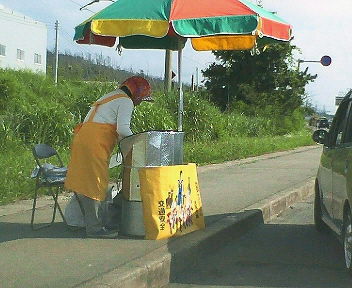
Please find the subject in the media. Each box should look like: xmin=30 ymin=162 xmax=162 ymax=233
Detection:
xmin=0 ymin=145 xmax=322 ymax=288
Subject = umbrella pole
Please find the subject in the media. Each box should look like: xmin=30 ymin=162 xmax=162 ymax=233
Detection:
xmin=177 ymin=48 xmax=183 ymax=132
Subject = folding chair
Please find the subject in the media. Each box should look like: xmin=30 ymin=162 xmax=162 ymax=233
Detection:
xmin=30 ymin=144 xmax=68 ymax=230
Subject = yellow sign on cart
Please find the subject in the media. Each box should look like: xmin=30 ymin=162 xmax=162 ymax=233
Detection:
xmin=139 ymin=163 xmax=205 ymax=240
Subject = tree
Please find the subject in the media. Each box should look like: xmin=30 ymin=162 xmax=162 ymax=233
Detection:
xmin=202 ymin=42 xmax=317 ymax=115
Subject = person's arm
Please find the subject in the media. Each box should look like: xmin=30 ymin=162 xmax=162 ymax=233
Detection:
xmin=117 ymin=97 xmax=134 ymax=141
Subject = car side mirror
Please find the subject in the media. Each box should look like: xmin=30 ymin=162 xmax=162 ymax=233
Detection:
xmin=312 ymin=129 xmax=329 ymax=145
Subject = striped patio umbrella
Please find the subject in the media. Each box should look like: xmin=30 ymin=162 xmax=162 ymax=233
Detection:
xmin=74 ymin=0 xmax=292 ymax=130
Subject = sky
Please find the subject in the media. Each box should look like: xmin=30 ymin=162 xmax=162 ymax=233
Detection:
xmin=1 ymin=0 xmax=351 ymax=114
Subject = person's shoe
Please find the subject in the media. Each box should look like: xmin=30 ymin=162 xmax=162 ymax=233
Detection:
xmin=86 ymin=227 xmax=119 ymax=239
xmin=104 ymin=223 xmax=120 ymax=230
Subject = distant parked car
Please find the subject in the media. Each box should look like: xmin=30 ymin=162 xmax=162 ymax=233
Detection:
xmin=309 ymin=116 xmax=318 ymax=127
xmin=316 ymin=118 xmax=330 ymax=129
xmin=312 ymin=89 xmax=352 ymax=274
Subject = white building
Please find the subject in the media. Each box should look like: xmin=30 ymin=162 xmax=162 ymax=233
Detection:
xmin=0 ymin=5 xmax=47 ymax=74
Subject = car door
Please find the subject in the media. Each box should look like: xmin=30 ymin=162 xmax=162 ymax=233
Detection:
xmin=332 ymin=100 xmax=352 ymax=231
xmin=318 ymin=148 xmax=333 ymax=219
xmin=319 ymin=100 xmax=350 ymax=221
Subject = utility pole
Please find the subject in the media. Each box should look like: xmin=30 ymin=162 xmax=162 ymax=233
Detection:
xmin=195 ymin=67 xmax=199 ymax=91
xmin=164 ymin=50 xmax=172 ymax=92
xmin=177 ymin=48 xmax=183 ymax=131
xmin=191 ymin=74 xmax=194 ymax=91
xmin=54 ymin=20 xmax=59 ymax=84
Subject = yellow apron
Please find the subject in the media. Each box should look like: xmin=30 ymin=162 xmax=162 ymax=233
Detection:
xmin=64 ymin=94 xmax=128 ymax=201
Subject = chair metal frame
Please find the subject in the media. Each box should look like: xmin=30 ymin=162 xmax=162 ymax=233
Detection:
xmin=31 ymin=144 xmax=68 ymax=230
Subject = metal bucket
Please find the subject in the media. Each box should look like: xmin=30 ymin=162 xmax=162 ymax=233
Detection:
xmin=120 ymin=199 xmax=145 ymax=237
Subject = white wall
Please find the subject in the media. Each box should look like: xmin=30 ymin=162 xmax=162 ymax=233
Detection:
xmin=0 ymin=5 xmax=47 ymax=73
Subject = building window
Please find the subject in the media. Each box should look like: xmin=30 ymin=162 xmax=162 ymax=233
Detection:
xmin=17 ymin=49 xmax=25 ymax=61
xmin=0 ymin=44 xmax=5 ymax=56
xmin=34 ymin=53 xmax=42 ymax=64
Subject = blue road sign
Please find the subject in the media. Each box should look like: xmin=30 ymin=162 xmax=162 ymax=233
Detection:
xmin=320 ymin=55 xmax=332 ymax=66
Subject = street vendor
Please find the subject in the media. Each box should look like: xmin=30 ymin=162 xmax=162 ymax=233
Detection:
xmin=64 ymin=76 xmax=152 ymax=238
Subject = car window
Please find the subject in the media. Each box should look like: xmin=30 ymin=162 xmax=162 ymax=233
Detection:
xmin=343 ymin=102 xmax=352 ymax=144
xmin=329 ymin=101 xmax=351 ymax=147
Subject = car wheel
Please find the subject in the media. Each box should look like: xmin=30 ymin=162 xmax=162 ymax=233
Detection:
xmin=343 ymin=208 xmax=352 ymax=274
xmin=314 ymin=184 xmax=329 ymax=232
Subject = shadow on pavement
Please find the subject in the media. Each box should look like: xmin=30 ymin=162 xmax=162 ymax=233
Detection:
xmin=167 ymin=209 xmax=264 ymax=286
xmin=0 ymin=210 xmax=246 ymax=243
xmin=0 ymin=222 xmax=86 ymax=242
xmin=169 ymin=223 xmax=352 ymax=288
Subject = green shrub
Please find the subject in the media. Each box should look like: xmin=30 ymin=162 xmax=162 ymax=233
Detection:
xmin=155 ymin=91 xmax=228 ymax=141
xmin=223 ymin=113 xmax=275 ymax=138
xmin=132 ymin=102 xmax=176 ymax=132
xmin=0 ymin=143 xmax=35 ymax=205
xmin=184 ymin=129 xmax=314 ymax=165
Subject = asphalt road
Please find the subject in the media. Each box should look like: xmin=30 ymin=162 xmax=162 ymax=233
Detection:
xmin=166 ymin=195 xmax=352 ymax=288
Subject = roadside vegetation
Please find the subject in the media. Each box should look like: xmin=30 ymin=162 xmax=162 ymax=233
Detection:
xmin=0 ymin=68 xmax=314 ymax=205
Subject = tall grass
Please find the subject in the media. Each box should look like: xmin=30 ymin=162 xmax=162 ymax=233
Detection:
xmin=0 ymin=69 xmax=314 ymax=205
xmin=184 ymin=130 xmax=314 ymax=165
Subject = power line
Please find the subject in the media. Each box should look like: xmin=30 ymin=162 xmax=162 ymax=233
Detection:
xmin=60 ymin=29 xmax=93 ymax=55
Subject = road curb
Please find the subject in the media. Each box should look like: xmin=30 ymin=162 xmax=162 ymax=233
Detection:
xmin=244 ymin=177 xmax=315 ymax=222
xmin=77 ymin=178 xmax=315 ymax=288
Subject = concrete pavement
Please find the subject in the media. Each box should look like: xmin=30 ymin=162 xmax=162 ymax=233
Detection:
xmin=0 ymin=145 xmax=322 ymax=288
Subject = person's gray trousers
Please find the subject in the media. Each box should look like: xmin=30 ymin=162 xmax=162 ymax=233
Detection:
xmin=76 ymin=194 xmax=103 ymax=234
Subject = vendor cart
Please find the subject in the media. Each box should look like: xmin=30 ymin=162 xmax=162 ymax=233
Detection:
xmin=119 ymin=130 xmax=184 ymax=236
